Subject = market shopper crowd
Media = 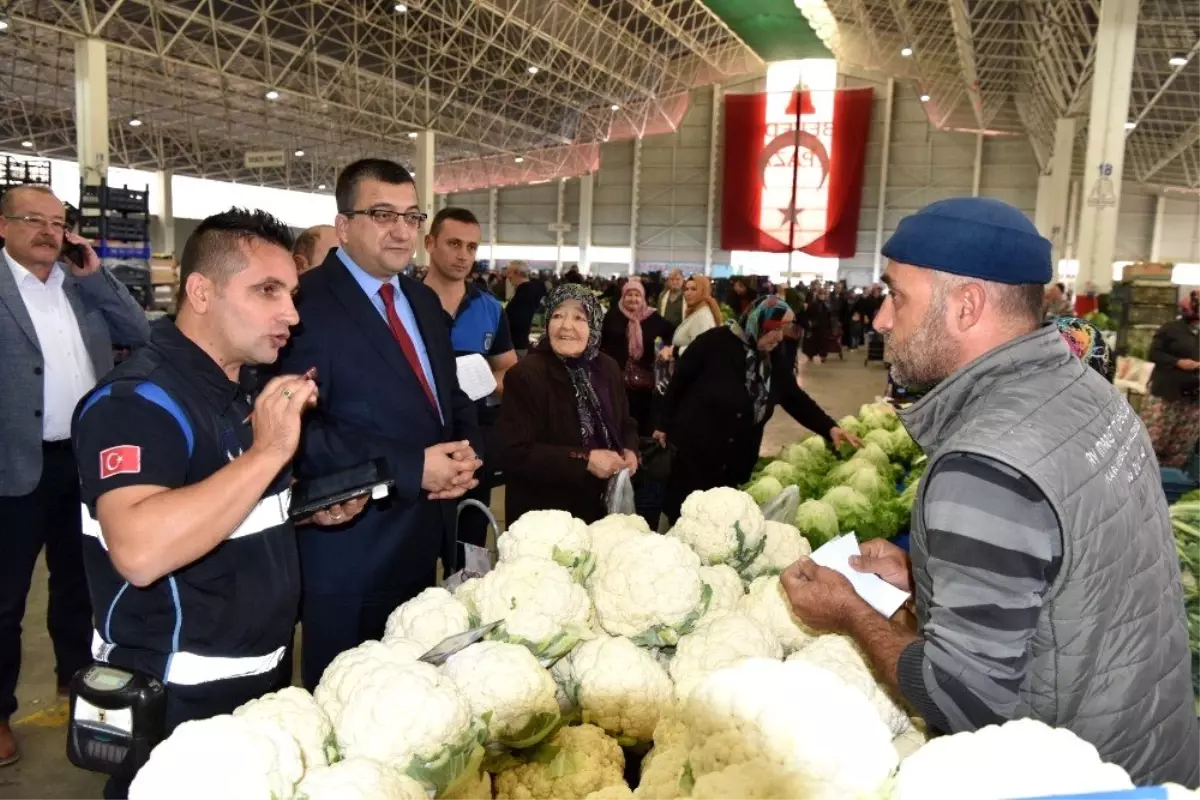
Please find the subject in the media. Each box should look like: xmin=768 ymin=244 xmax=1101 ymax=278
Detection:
xmin=0 ymin=159 xmax=1197 ymax=793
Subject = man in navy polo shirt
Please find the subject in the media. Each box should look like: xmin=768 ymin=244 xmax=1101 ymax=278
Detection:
xmin=422 ymin=207 xmax=516 ymax=549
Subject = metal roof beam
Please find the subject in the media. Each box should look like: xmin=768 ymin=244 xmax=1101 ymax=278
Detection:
xmin=1141 ymin=121 xmax=1200 ymax=183
xmin=946 ymin=0 xmax=987 ymax=129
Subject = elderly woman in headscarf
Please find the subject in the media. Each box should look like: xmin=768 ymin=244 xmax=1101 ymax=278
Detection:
xmin=654 ymin=296 xmax=862 ymax=523
xmin=497 ymin=284 xmax=641 ymax=524
xmin=1141 ymin=290 xmax=1200 ymax=468
xmin=600 ymin=278 xmax=675 ymax=436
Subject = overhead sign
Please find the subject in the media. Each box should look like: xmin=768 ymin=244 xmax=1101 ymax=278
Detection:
xmin=1087 ymin=162 xmax=1117 ymax=208
xmin=547 ymin=222 xmax=573 ymax=233
xmin=244 ymin=151 xmax=287 ymax=169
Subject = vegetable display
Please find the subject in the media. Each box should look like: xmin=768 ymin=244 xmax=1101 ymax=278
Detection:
xmin=135 ymin=489 xmax=1144 ymax=799
xmin=1171 ymin=490 xmax=1199 ymax=700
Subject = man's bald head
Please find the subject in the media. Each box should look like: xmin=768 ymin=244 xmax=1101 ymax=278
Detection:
xmin=292 ymin=224 xmax=339 ymax=274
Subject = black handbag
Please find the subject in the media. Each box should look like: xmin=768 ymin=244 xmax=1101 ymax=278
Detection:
xmin=638 ymin=437 xmax=674 ymax=483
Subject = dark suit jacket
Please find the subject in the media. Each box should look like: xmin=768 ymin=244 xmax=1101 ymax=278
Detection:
xmin=279 ymin=251 xmax=481 ymax=595
xmin=496 ymin=340 xmax=638 ymax=524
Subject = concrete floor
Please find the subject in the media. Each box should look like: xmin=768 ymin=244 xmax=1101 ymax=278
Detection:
xmin=4 ymin=353 xmax=888 ymax=799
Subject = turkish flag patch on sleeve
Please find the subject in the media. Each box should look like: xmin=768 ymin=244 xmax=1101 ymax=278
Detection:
xmin=99 ymin=445 xmax=142 ymax=479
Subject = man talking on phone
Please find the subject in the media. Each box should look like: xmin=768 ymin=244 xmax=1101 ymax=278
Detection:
xmin=0 ymin=185 xmax=149 ymax=768
xmin=71 ymin=209 xmax=364 ymax=798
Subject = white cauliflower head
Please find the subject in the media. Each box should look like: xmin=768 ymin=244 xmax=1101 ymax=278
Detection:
xmin=314 ymin=638 xmax=426 ymax=727
xmin=893 ymin=718 xmax=1134 ymax=800
xmin=670 ymin=613 xmax=782 ymax=702
xmin=737 ymin=574 xmax=816 ymax=654
xmin=787 ymin=634 xmax=911 ymax=736
xmin=634 ymin=715 xmax=690 ymax=800
xmin=590 ymin=534 xmax=710 ymax=647
xmin=681 ymin=658 xmax=898 ymax=798
xmin=476 ymin=557 xmax=594 ymax=660
xmin=454 ymin=577 xmax=484 ymax=624
xmin=295 ymin=758 xmax=428 ymax=800
xmin=233 ymin=685 xmax=338 ymax=770
xmin=500 ymin=509 xmax=594 ymax=580
xmin=552 ymin=635 xmax=674 ymax=744
xmin=742 ymin=521 xmax=811 ymax=581
xmin=586 ymin=783 xmax=635 ymax=799
xmin=669 ymin=487 xmax=766 ymax=570
xmin=442 ymin=641 xmax=560 ymax=748
xmin=493 ymin=723 xmax=625 ymax=800
xmin=696 ymin=564 xmax=745 ymax=624
xmin=588 ymin=516 xmax=653 ymax=581
xmin=335 ymin=660 xmax=487 ymax=797
xmin=129 ymin=714 xmax=304 ymax=800
xmin=383 ymin=586 xmax=472 ymax=651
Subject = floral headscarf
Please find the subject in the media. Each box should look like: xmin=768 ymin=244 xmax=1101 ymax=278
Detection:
xmin=543 ymin=284 xmax=620 ymax=449
xmin=1054 ymin=316 xmax=1115 ymax=383
xmin=728 ymin=296 xmax=793 ymax=424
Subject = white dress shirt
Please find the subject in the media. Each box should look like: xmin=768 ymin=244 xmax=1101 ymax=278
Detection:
xmin=6 ymin=248 xmax=97 ymax=440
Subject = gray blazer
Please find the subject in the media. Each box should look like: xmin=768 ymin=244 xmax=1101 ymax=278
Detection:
xmin=0 ymin=252 xmax=151 ymax=496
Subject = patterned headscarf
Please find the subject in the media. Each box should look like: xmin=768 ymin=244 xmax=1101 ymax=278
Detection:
xmin=1054 ymin=316 xmax=1115 ymax=383
xmin=728 ymin=296 xmax=793 ymax=424
xmin=544 ymin=284 xmax=620 ymax=449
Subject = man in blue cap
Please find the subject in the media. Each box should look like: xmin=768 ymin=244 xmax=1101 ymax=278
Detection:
xmin=782 ymin=196 xmax=1198 ymax=786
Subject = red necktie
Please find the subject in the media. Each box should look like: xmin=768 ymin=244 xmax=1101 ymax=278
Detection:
xmin=378 ymin=283 xmax=438 ymax=411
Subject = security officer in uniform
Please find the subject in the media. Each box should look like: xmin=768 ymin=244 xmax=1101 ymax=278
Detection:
xmin=422 ymin=207 xmax=516 ymax=551
xmin=71 ymin=208 xmax=365 ymax=797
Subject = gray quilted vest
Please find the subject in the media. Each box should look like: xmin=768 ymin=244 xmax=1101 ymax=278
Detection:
xmin=900 ymin=325 xmax=1199 ymax=786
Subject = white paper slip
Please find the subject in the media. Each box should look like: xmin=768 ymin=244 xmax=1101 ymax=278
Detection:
xmin=809 ymin=533 xmax=910 ymax=619
xmin=455 ymin=353 xmax=498 ymax=401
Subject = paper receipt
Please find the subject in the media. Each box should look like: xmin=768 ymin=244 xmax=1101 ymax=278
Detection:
xmin=455 ymin=354 xmax=498 ymax=401
xmin=809 ymin=533 xmax=910 ymax=618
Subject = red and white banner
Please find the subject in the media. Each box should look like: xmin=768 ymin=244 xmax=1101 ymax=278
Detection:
xmin=720 ymin=83 xmax=874 ymax=257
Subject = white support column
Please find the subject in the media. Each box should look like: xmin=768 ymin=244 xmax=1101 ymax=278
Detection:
xmin=555 ymin=178 xmax=566 ymax=275
xmin=578 ymin=173 xmax=595 ymax=276
xmin=414 ymin=130 xmax=436 ymax=266
xmin=1066 ymin=179 xmax=1081 ymax=259
xmin=1035 ymin=173 xmax=1055 ymax=237
xmin=971 ymin=133 xmax=984 ymax=197
xmin=74 ymin=39 xmax=110 ymax=188
xmin=151 ymin=170 xmax=175 ymax=255
xmin=1048 ymin=118 xmax=1077 ymax=268
xmin=488 ymin=187 xmax=498 ymax=263
xmin=1150 ymin=194 xmax=1167 ymax=261
xmin=629 ymin=138 xmax=642 ymax=276
xmin=872 ymin=77 xmax=895 ymax=283
xmin=1075 ymin=0 xmax=1139 ymax=294
xmin=703 ymin=83 xmax=723 ymax=277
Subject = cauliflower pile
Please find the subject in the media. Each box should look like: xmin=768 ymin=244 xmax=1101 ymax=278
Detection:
xmin=134 ymin=501 xmax=1140 ymax=800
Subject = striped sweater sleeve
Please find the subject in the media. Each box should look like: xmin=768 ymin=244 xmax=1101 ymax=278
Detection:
xmin=896 ymin=453 xmax=1063 ymax=734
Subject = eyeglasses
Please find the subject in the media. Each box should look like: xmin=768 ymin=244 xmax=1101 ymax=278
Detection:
xmin=4 ymin=214 xmax=66 ymax=232
xmin=341 ymin=208 xmax=428 ymax=229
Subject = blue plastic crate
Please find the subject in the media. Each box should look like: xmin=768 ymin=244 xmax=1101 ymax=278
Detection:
xmin=1162 ymin=467 xmax=1199 ymax=504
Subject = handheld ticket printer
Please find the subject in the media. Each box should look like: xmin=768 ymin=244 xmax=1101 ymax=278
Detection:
xmin=66 ymin=664 xmax=166 ymax=778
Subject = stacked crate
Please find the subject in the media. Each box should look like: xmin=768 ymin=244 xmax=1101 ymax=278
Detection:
xmin=80 ymin=180 xmax=152 ymax=309
xmin=1111 ymin=263 xmax=1179 ymax=360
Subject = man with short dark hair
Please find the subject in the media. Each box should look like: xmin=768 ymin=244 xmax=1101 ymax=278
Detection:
xmin=292 ymin=224 xmax=339 ymax=275
xmin=782 ymin=197 xmax=1198 ymax=786
xmin=505 ymin=260 xmax=546 ymax=356
xmin=1043 ymin=280 xmax=1073 ymax=320
xmin=0 ymin=184 xmax=149 ymax=767
xmin=422 ymin=207 xmax=516 ymax=555
xmin=280 ymin=159 xmax=483 ymax=690
xmin=73 ymin=207 xmax=365 ymax=796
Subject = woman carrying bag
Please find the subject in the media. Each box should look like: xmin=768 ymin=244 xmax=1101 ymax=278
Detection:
xmin=654 ymin=296 xmax=861 ymax=523
xmin=497 ymin=285 xmax=640 ymax=524
xmin=600 ymin=279 xmax=675 ymax=437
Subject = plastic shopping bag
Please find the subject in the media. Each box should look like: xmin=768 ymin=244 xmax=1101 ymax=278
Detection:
xmin=443 ymin=499 xmax=499 ymax=592
xmin=606 ymin=468 xmax=637 ymax=516
xmin=761 ymin=485 xmax=800 ymax=524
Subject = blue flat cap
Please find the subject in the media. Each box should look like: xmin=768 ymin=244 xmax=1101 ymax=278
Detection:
xmin=881 ymin=197 xmax=1052 ymax=285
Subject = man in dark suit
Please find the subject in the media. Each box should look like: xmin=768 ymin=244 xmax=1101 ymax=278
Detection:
xmin=279 ymin=159 xmax=482 ymax=690
xmin=0 ymin=184 xmax=149 ymax=765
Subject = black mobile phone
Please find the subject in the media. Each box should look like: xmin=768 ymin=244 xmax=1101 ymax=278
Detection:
xmin=61 ymin=241 xmax=88 ymax=268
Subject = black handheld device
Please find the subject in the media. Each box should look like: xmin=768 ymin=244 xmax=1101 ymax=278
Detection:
xmin=66 ymin=664 xmax=166 ymax=778
xmin=288 ymin=457 xmax=394 ymax=520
